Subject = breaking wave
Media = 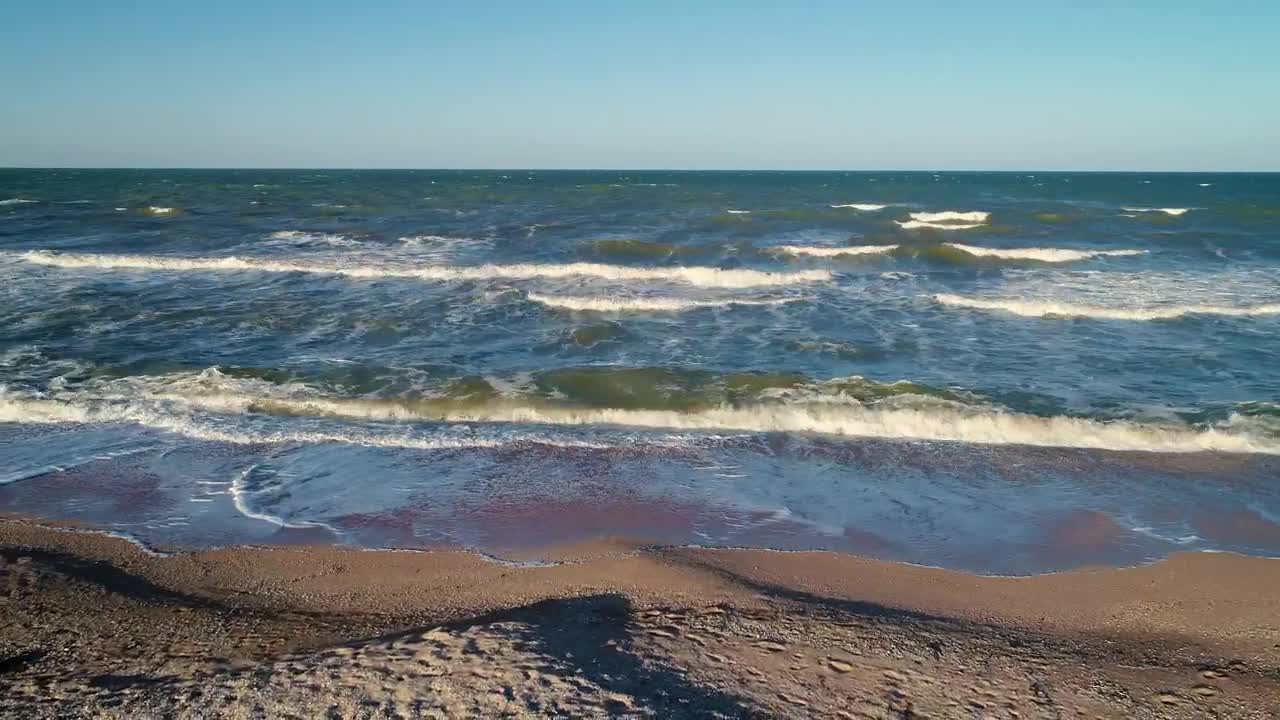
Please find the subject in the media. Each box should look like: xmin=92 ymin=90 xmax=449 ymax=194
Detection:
xmin=527 ymin=293 xmax=798 ymax=312
xmin=896 ymin=220 xmax=986 ymax=230
xmin=909 ymin=211 xmax=990 ymax=223
xmin=829 ymin=203 xmax=887 ymax=211
xmin=17 ymin=250 xmax=830 ymax=288
xmin=1123 ymin=207 xmax=1191 ymax=216
xmin=941 ymin=244 xmax=1147 ymax=263
xmin=769 ymin=244 xmax=898 ymax=257
xmin=935 ymin=294 xmax=1280 ymax=320
xmin=4 ymin=369 xmax=1276 ymax=455
xmin=0 ymin=198 xmax=38 ymax=206
xmin=265 ymin=230 xmax=362 ymax=247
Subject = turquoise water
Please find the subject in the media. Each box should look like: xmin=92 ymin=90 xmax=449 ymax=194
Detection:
xmin=1 ymin=169 xmax=1278 ymax=573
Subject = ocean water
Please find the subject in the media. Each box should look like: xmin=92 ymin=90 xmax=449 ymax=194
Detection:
xmin=1 ymin=168 xmax=1278 ymax=574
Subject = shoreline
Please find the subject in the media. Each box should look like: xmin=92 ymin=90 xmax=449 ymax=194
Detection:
xmin=4 ymin=515 xmax=1279 ymax=717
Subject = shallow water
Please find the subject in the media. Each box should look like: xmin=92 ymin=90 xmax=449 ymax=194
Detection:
xmin=1 ymin=169 xmax=1278 ymax=573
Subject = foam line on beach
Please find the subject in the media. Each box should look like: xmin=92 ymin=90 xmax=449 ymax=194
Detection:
xmin=935 ymin=294 xmax=1280 ymax=320
xmin=17 ymin=250 xmax=830 ymax=288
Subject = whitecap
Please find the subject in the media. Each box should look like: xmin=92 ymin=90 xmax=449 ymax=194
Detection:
xmin=908 ymin=211 xmax=990 ymax=223
xmin=935 ymin=293 xmax=1280 ymax=320
xmin=1122 ymin=207 xmax=1190 ymax=216
xmin=726 ymin=209 xmax=751 ymax=214
xmin=18 ymin=250 xmax=831 ymax=288
xmin=829 ymin=203 xmax=887 ymax=211
xmin=265 ymin=230 xmax=362 ymax=248
xmin=0 ymin=198 xmax=37 ymax=206
xmin=527 ymin=293 xmax=798 ymax=312
xmin=769 ymin=244 xmax=898 ymax=257
xmin=896 ymin=220 xmax=986 ymax=230
xmin=941 ymin=244 xmax=1147 ymax=263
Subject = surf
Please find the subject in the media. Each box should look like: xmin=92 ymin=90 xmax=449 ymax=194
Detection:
xmin=935 ymin=294 xmax=1280 ymax=320
xmin=18 ymin=250 xmax=831 ymax=288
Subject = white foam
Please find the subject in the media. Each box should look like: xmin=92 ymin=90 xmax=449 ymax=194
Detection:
xmin=726 ymin=209 xmax=751 ymax=214
xmin=0 ymin=199 xmax=37 ymax=206
xmin=829 ymin=203 xmax=887 ymax=211
xmin=770 ymin=244 xmax=898 ymax=257
xmin=527 ymin=293 xmax=797 ymax=312
xmin=229 ymin=465 xmax=337 ymax=531
xmin=7 ymin=372 xmax=1279 ymax=454
xmin=1199 ymin=183 xmax=1212 ymax=187
xmin=935 ymin=294 xmax=1280 ymax=320
xmin=128 ymin=391 xmax=1280 ymax=455
xmin=265 ymin=230 xmax=361 ymax=247
xmin=942 ymin=244 xmax=1147 ymax=263
xmin=1122 ymin=207 xmax=1190 ymax=216
xmin=0 ymin=392 xmax=609 ymax=452
xmin=18 ymin=250 xmax=830 ymax=288
xmin=896 ymin=220 xmax=986 ymax=230
xmin=908 ymin=211 xmax=990 ymax=223
xmin=147 ymin=206 xmax=176 ymax=214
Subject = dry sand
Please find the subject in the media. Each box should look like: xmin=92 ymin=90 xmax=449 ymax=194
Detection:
xmin=2 ymin=515 xmax=1279 ymax=718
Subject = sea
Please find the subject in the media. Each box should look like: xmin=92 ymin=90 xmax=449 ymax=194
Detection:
xmin=1 ymin=168 xmax=1277 ymax=574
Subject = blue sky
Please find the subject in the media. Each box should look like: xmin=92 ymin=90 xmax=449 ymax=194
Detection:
xmin=2 ymin=1 xmax=1277 ymax=170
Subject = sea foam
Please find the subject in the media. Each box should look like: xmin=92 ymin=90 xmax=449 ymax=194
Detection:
xmin=527 ymin=293 xmax=798 ymax=312
xmin=941 ymin=244 xmax=1147 ymax=263
xmin=829 ymin=203 xmax=887 ymax=211
xmin=935 ymin=294 xmax=1280 ymax=320
xmin=18 ymin=250 xmax=830 ymax=288
xmin=909 ymin=211 xmax=990 ymax=223
xmin=5 ymin=380 xmax=1276 ymax=455
xmin=769 ymin=245 xmax=899 ymax=257
xmin=1122 ymin=207 xmax=1191 ymax=216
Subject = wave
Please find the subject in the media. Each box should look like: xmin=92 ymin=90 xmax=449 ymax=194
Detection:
xmin=769 ymin=244 xmax=898 ymax=257
xmin=528 ymin=293 xmax=797 ymax=312
xmin=726 ymin=209 xmax=751 ymax=214
xmin=1122 ymin=207 xmax=1190 ymax=216
xmin=896 ymin=220 xmax=986 ymax=230
xmin=935 ymin=294 xmax=1280 ymax=320
xmin=146 ymin=206 xmax=177 ymax=215
xmin=8 ymin=369 xmax=1276 ymax=455
xmin=0 ymin=393 xmax=609 ymax=452
xmin=266 ymin=231 xmax=362 ymax=247
xmin=909 ymin=211 xmax=990 ymax=223
xmin=941 ymin=244 xmax=1147 ymax=263
xmin=829 ymin=203 xmax=887 ymax=211
xmin=17 ymin=250 xmax=830 ymax=288
xmin=0 ymin=198 xmax=37 ymax=206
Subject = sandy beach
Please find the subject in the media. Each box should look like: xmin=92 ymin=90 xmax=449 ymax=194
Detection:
xmin=2 ymin=515 xmax=1278 ymax=718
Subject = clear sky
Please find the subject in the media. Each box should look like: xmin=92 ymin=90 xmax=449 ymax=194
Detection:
xmin=2 ymin=1 xmax=1277 ymax=170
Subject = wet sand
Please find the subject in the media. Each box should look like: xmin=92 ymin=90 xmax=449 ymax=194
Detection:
xmin=2 ymin=515 xmax=1279 ymax=718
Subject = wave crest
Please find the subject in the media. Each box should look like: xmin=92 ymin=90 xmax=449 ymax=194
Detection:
xmin=941 ymin=244 xmax=1147 ymax=263
xmin=769 ymin=244 xmax=898 ymax=257
xmin=528 ymin=293 xmax=797 ymax=312
xmin=18 ymin=250 xmax=830 ymax=288
xmin=935 ymin=294 xmax=1280 ymax=320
